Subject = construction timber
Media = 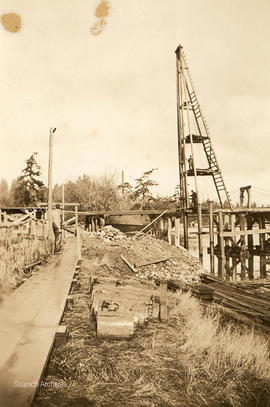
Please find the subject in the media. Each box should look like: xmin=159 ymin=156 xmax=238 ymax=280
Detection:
xmin=207 ymin=203 xmax=270 ymax=281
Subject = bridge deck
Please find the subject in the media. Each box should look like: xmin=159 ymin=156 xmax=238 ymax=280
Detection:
xmin=0 ymin=237 xmax=78 ymax=407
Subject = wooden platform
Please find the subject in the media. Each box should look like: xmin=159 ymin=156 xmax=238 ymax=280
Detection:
xmin=0 ymin=237 xmax=78 ymax=407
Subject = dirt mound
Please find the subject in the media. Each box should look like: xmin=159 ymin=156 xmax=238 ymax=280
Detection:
xmin=82 ymin=232 xmax=202 ymax=285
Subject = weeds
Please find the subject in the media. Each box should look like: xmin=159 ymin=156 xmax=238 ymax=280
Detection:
xmin=0 ymin=225 xmax=51 ymax=296
xmin=33 ymin=254 xmax=270 ymax=407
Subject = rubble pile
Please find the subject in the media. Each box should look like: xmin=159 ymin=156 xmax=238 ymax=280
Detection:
xmin=89 ymin=225 xmax=128 ymax=242
xmin=121 ymin=235 xmax=202 ymax=285
xmin=83 ymin=231 xmax=203 ymax=286
xmin=134 ymin=257 xmax=201 ymax=284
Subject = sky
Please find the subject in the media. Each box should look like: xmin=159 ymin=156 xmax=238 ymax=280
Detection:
xmin=0 ymin=0 xmax=270 ymax=205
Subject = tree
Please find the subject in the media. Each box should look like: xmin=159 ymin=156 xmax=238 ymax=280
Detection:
xmin=132 ymin=169 xmax=158 ymax=201
xmin=52 ymin=172 xmax=120 ymax=211
xmin=13 ymin=153 xmax=45 ymax=206
xmin=0 ymin=179 xmax=9 ymax=206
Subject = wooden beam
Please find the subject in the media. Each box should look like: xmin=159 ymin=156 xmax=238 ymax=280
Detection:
xmin=63 ymin=216 xmax=76 ymax=226
xmin=121 ymin=255 xmax=137 ymax=273
xmin=135 ymin=256 xmax=172 ymax=268
xmin=217 ymin=228 xmax=270 ymax=237
xmin=63 ymin=208 xmax=179 ymax=217
xmin=133 ymin=209 xmax=168 ymax=239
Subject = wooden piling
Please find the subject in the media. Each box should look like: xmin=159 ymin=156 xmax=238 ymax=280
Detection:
xmin=91 ymin=216 xmax=95 ymax=232
xmin=230 ymin=214 xmax=237 ymax=281
xmin=183 ymin=211 xmax=189 ymax=250
xmin=168 ymin=217 xmax=172 ymax=244
xmin=259 ymin=217 xmax=266 ymax=278
xmin=175 ymin=217 xmax=180 ymax=247
xmin=239 ymin=214 xmax=246 ymax=280
xmin=217 ymin=211 xmax=225 ymax=280
xmin=209 ymin=202 xmax=215 ymax=275
xmin=197 ymin=203 xmax=203 ymax=263
xmin=247 ymin=215 xmax=254 ymax=280
xmin=100 ymin=217 xmax=105 ymax=228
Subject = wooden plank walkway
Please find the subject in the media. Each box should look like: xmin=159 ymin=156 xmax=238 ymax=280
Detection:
xmin=0 ymin=237 xmax=78 ymax=407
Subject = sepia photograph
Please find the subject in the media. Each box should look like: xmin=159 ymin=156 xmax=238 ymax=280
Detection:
xmin=0 ymin=1 xmax=270 ymax=406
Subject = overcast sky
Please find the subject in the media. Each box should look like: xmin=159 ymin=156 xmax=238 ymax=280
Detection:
xmin=0 ymin=0 xmax=270 ymax=204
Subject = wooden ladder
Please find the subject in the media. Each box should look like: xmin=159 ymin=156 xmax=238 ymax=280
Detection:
xmin=177 ymin=46 xmax=232 ymax=210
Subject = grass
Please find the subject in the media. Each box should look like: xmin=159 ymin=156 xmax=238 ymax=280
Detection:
xmin=0 ymin=224 xmax=52 ymax=296
xmin=33 ymin=244 xmax=270 ymax=407
xmin=169 ymin=292 xmax=270 ymax=406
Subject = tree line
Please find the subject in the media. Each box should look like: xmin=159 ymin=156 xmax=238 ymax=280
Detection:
xmin=1 ymin=152 xmax=259 ymax=210
xmin=0 ymin=153 xmax=177 ymax=210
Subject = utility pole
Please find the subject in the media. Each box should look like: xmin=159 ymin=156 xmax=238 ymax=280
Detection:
xmin=47 ymin=127 xmax=56 ymax=238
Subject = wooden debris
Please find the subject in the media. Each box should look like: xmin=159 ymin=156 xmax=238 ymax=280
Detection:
xmin=192 ymin=283 xmax=214 ymax=301
xmin=66 ymin=295 xmax=74 ymax=309
xmin=55 ymin=325 xmax=68 ymax=347
xmin=200 ymin=272 xmax=270 ymax=328
xmin=121 ymin=255 xmax=138 ymax=273
xmin=135 ymin=256 xmax=172 ymax=268
xmin=152 ymin=302 xmax=160 ymax=320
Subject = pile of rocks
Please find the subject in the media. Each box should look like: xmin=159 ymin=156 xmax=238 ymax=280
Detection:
xmin=121 ymin=235 xmax=202 ymax=285
xmin=134 ymin=258 xmax=201 ymax=285
xmin=89 ymin=225 xmax=128 ymax=242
